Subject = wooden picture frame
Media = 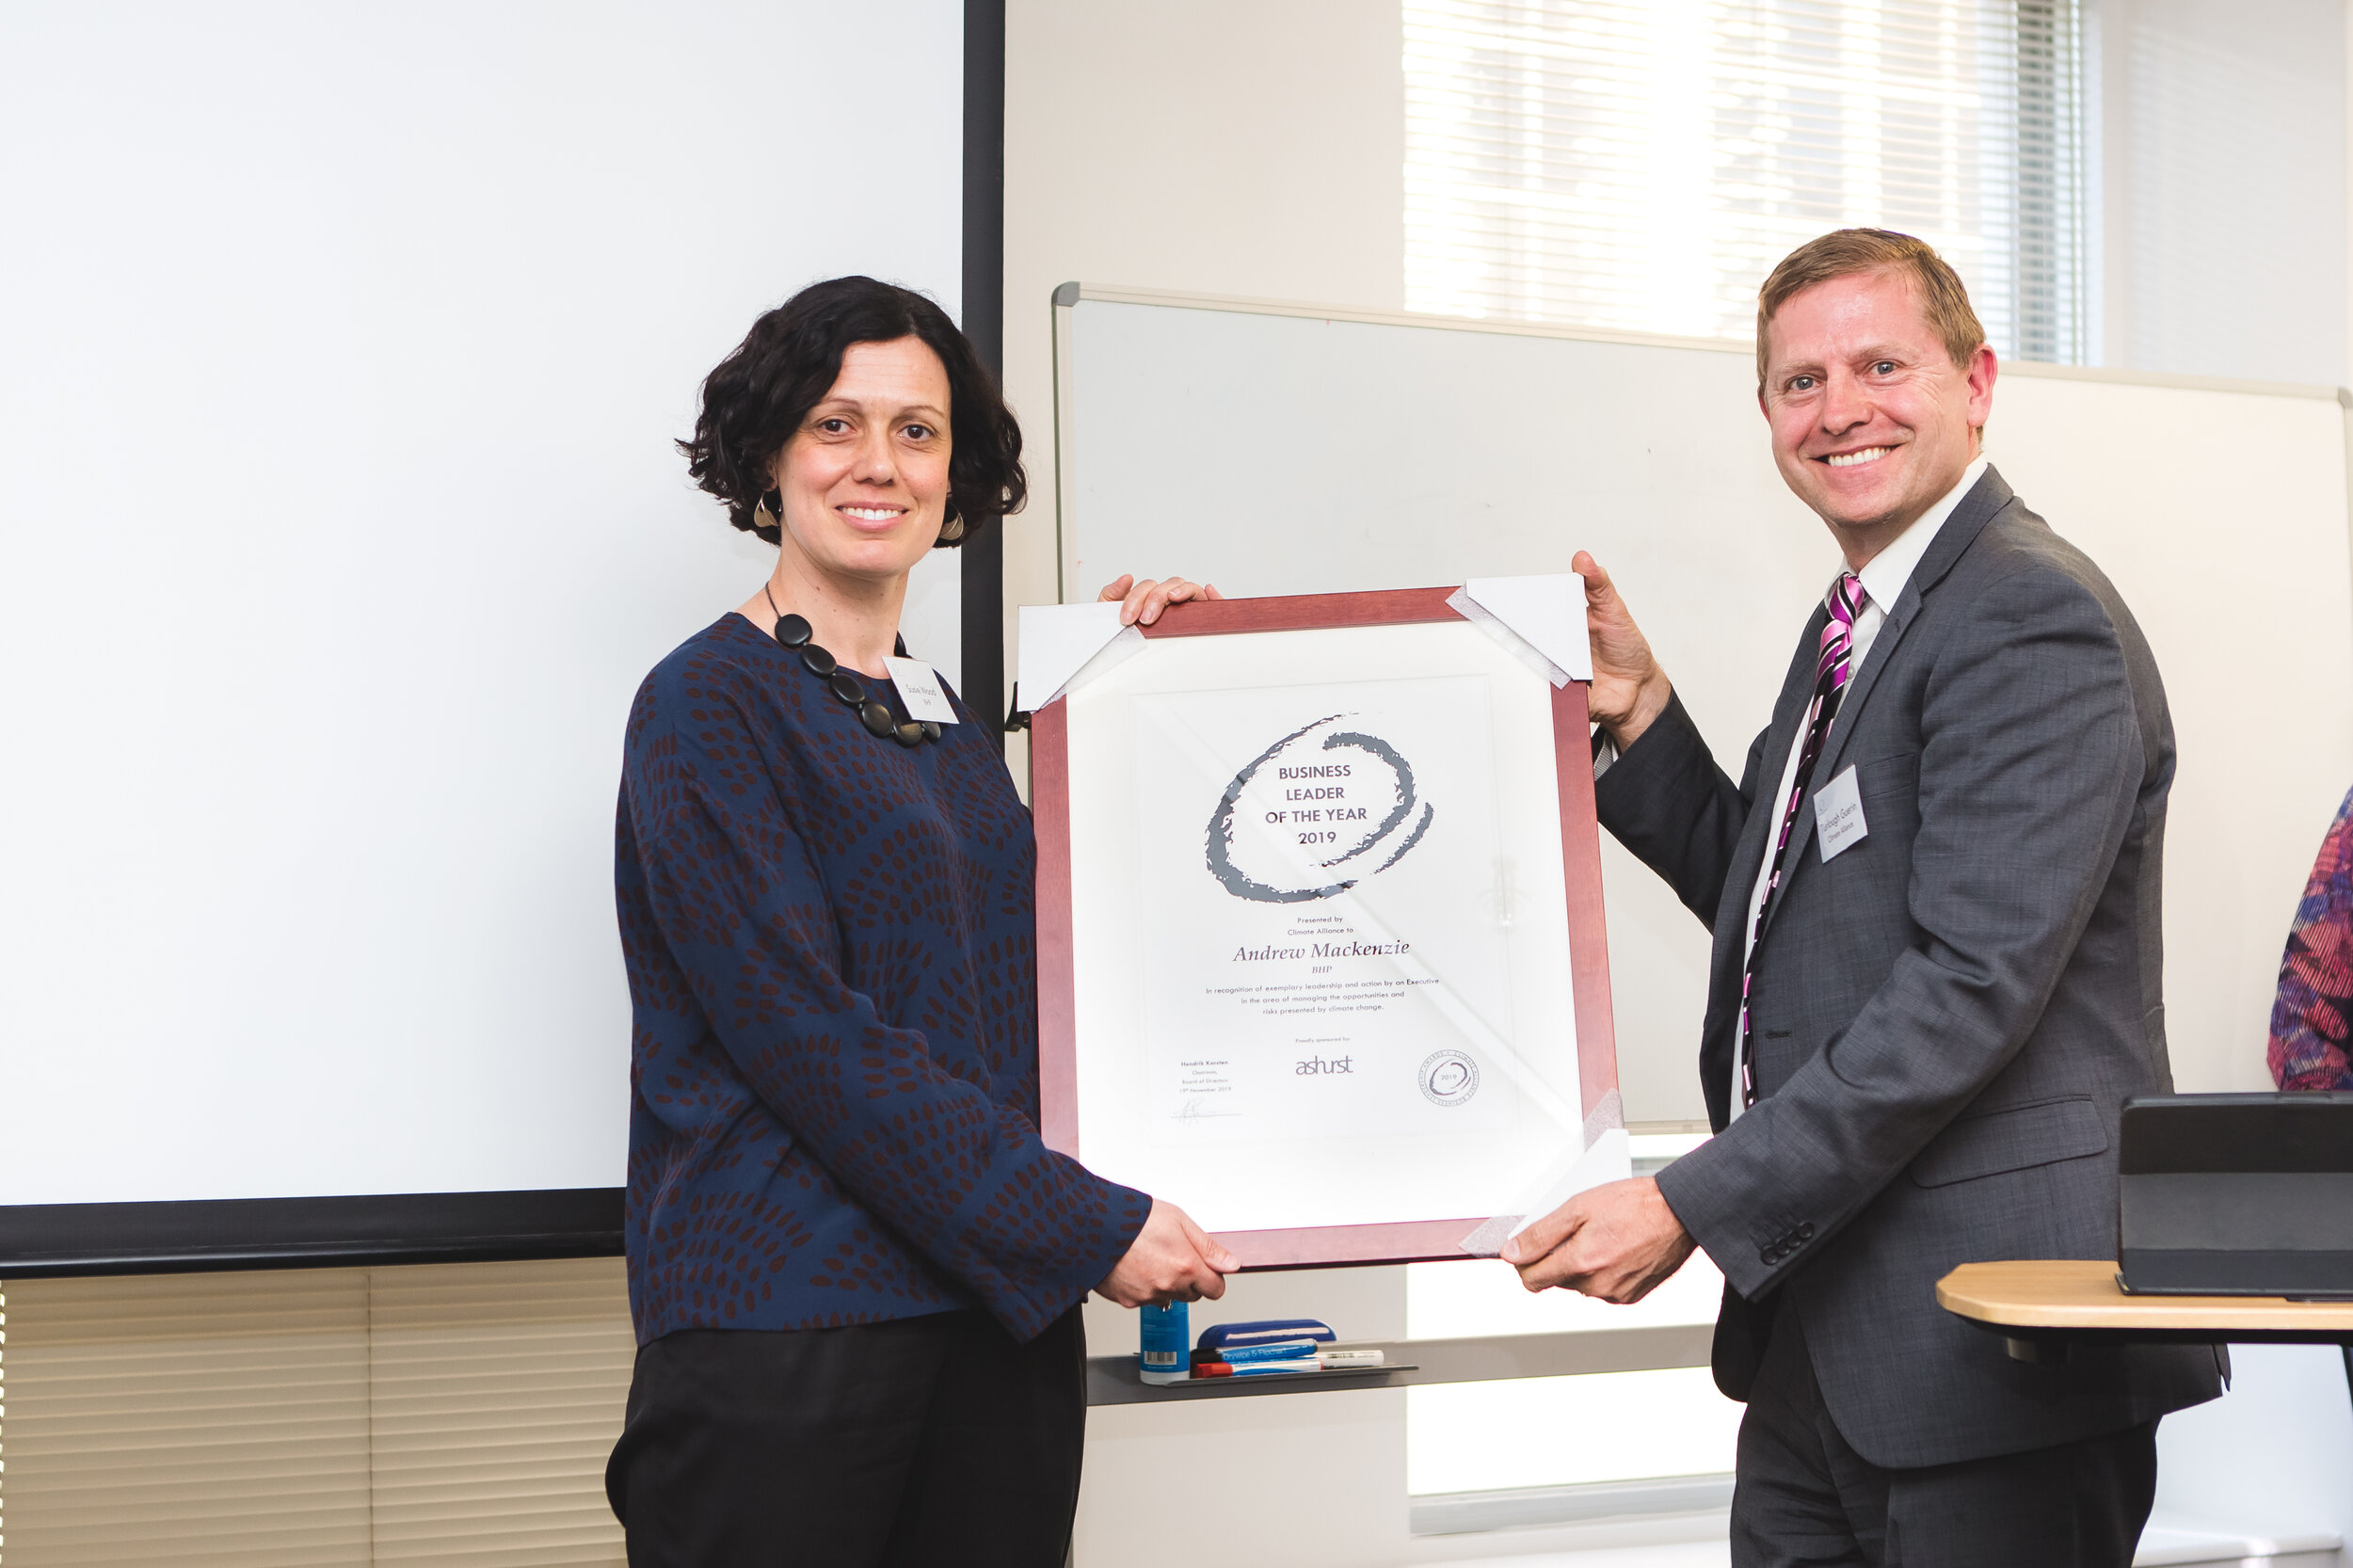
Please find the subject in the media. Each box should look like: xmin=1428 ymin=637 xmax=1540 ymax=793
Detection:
xmin=1032 ymin=586 xmax=1619 ymax=1268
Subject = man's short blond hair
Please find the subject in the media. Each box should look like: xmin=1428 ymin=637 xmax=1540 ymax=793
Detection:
xmin=1755 ymin=229 xmax=1987 ymax=392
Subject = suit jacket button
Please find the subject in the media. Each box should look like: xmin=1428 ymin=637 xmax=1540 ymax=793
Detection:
xmin=1796 ymin=1223 xmax=1815 ymax=1240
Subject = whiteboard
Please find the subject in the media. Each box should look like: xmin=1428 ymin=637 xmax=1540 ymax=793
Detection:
xmin=1052 ymin=285 xmax=2353 ymax=1118
xmin=0 ymin=2 xmax=965 ymax=1208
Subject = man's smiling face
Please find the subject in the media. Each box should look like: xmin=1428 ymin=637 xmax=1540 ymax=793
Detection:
xmin=1758 ymin=267 xmax=1997 ymax=565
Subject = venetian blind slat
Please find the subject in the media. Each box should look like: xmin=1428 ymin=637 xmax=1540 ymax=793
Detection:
xmin=1404 ymin=0 xmax=2087 ymax=363
xmin=3 ymin=1271 xmax=372 ymax=1568
xmin=365 ymin=1259 xmax=629 ymax=1568
xmin=1 ymin=1259 xmax=637 ymax=1568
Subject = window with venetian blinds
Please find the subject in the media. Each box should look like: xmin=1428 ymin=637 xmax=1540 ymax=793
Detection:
xmin=1404 ymin=0 xmax=2088 ymax=362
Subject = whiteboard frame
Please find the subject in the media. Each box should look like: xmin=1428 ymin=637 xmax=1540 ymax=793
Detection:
xmin=1031 ymin=585 xmax=1621 ymax=1268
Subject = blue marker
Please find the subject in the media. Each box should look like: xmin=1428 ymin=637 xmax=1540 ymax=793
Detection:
xmin=1215 ymin=1338 xmax=1321 ymax=1365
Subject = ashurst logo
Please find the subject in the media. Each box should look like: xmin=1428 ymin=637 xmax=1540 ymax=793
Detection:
xmin=1205 ymin=713 xmax=1434 ymax=904
xmin=1295 ymin=1053 xmax=1355 ymax=1076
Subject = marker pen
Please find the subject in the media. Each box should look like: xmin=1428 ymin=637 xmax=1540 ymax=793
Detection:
xmin=1318 ymin=1347 xmax=1385 ymax=1368
xmin=1193 ymin=1348 xmax=1387 ymax=1375
xmin=1214 ymin=1338 xmax=1321 ymax=1365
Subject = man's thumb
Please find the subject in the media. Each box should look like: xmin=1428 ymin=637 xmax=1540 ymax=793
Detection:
xmin=1573 ymin=551 xmax=1610 ymax=599
xmin=1504 ymin=1203 xmax=1580 ymax=1264
xmin=1180 ymin=1209 xmax=1240 ymax=1272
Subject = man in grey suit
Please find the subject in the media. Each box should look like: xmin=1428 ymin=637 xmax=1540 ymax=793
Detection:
xmin=1500 ymin=229 xmax=2223 ymax=1565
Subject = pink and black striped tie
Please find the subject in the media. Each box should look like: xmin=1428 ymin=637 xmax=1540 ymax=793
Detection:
xmin=1737 ymin=571 xmax=1868 ymax=1110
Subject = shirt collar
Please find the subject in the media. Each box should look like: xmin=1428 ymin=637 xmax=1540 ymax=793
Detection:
xmin=1849 ymin=454 xmax=1990 ymax=613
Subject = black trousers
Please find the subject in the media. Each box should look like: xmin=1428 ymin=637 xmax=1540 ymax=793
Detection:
xmin=1732 ymin=1307 xmax=2158 ymax=1568
xmin=604 ymin=1307 xmax=1088 ymax=1568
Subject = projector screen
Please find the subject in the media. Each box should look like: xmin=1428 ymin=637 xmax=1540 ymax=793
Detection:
xmin=0 ymin=2 xmax=976 ymax=1257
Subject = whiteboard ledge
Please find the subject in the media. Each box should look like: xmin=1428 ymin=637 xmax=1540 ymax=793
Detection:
xmin=0 ymin=1189 xmax=623 ymax=1277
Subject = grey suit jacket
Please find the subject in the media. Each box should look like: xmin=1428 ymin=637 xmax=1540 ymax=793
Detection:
xmin=1598 ymin=467 xmax=2222 ymax=1468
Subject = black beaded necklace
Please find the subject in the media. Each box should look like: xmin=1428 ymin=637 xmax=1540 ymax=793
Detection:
xmin=764 ymin=585 xmax=941 ymax=747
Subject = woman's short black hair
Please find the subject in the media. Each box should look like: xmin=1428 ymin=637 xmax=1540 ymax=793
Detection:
xmin=678 ymin=275 xmax=1025 ymax=547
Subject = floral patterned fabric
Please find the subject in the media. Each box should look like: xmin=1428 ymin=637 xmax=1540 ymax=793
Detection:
xmin=615 ymin=614 xmax=1148 ymax=1345
xmin=2268 ymin=785 xmax=2353 ymax=1091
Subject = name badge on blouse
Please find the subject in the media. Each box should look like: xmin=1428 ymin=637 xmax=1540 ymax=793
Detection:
xmin=1814 ymin=764 xmax=1867 ymax=862
xmin=884 ymin=657 xmax=961 ymax=724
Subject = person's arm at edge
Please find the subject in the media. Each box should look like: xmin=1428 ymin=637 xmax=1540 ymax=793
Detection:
xmin=2269 ymin=785 xmax=2353 ymax=1091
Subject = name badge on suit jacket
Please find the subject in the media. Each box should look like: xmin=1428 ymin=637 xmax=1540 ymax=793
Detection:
xmin=1814 ymin=764 xmax=1867 ymax=861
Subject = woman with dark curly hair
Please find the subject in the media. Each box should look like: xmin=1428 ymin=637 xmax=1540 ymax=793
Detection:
xmin=603 ymin=276 xmax=1232 ymax=1566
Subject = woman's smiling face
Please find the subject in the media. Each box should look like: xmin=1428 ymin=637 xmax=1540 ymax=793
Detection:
xmin=770 ymin=336 xmax=953 ymax=584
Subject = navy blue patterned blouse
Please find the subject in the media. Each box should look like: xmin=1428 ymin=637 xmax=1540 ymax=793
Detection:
xmin=614 ymin=612 xmax=1149 ymax=1344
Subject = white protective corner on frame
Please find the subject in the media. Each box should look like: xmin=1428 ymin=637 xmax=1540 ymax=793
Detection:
xmin=1449 ymin=574 xmax=1593 ymax=687
xmin=1456 ymin=1086 xmax=1629 ymax=1256
xmin=1016 ymin=601 xmax=1143 ymax=711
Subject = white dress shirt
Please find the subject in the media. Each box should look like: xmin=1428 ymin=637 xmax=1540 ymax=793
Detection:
xmin=1718 ymin=455 xmax=1988 ymax=1118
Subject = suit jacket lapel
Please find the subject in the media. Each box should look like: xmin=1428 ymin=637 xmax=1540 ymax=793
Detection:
xmin=1760 ymin=465 xmax=2016 ymax=930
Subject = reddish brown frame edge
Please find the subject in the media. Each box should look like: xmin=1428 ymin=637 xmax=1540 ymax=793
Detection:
xmin=1030 ymin=585 xmax=1619 ymax=1270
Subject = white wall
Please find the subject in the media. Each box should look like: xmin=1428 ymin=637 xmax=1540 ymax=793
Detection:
xmin=2156 ymin=1346 xmax=2353 ymax=1560
xmin=1000 ymin=0 xmax=1404 ymax=695
xmin=2089 ymin=0 xmax=2349 ymax=385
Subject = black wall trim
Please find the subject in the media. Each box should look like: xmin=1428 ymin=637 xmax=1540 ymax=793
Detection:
xmin=0 ymin=1189 xmax=625 ymax=1278
xmin=961 ymin=0 xmax=1008 ymax=751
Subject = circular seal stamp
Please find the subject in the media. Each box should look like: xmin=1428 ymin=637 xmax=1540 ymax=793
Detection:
xmin=1418 ymin=1048 xmax=1480 ymax=1108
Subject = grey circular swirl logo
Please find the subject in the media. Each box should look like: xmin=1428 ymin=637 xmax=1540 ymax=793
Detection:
xmin=1204 ymin=713 xmax=1435 ymax=904
xmin=1419 ymin=1049 xmax=1480 ymax=1107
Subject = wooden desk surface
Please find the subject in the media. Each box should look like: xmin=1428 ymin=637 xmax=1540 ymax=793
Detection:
xmin=1938 ymin=1259 xmax=2353 ymax=1333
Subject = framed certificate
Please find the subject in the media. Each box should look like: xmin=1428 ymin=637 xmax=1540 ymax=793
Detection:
xmin=1028 ymin=584 xmax=1624 ymax=1268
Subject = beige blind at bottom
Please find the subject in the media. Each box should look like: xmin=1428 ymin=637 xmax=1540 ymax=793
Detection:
xmin=2 ymin=1257 xmax=632 ymax=1568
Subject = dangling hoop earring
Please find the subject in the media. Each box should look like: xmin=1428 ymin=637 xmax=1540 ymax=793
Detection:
xmin=938 ymin=510 xmax=966 ymax=543
xmin=751 ymin=488 xmax=783 ymax=536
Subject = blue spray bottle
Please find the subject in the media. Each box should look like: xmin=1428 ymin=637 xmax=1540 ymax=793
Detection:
xmin=1139 ymin=1300 xmax=1190 ymax=1384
